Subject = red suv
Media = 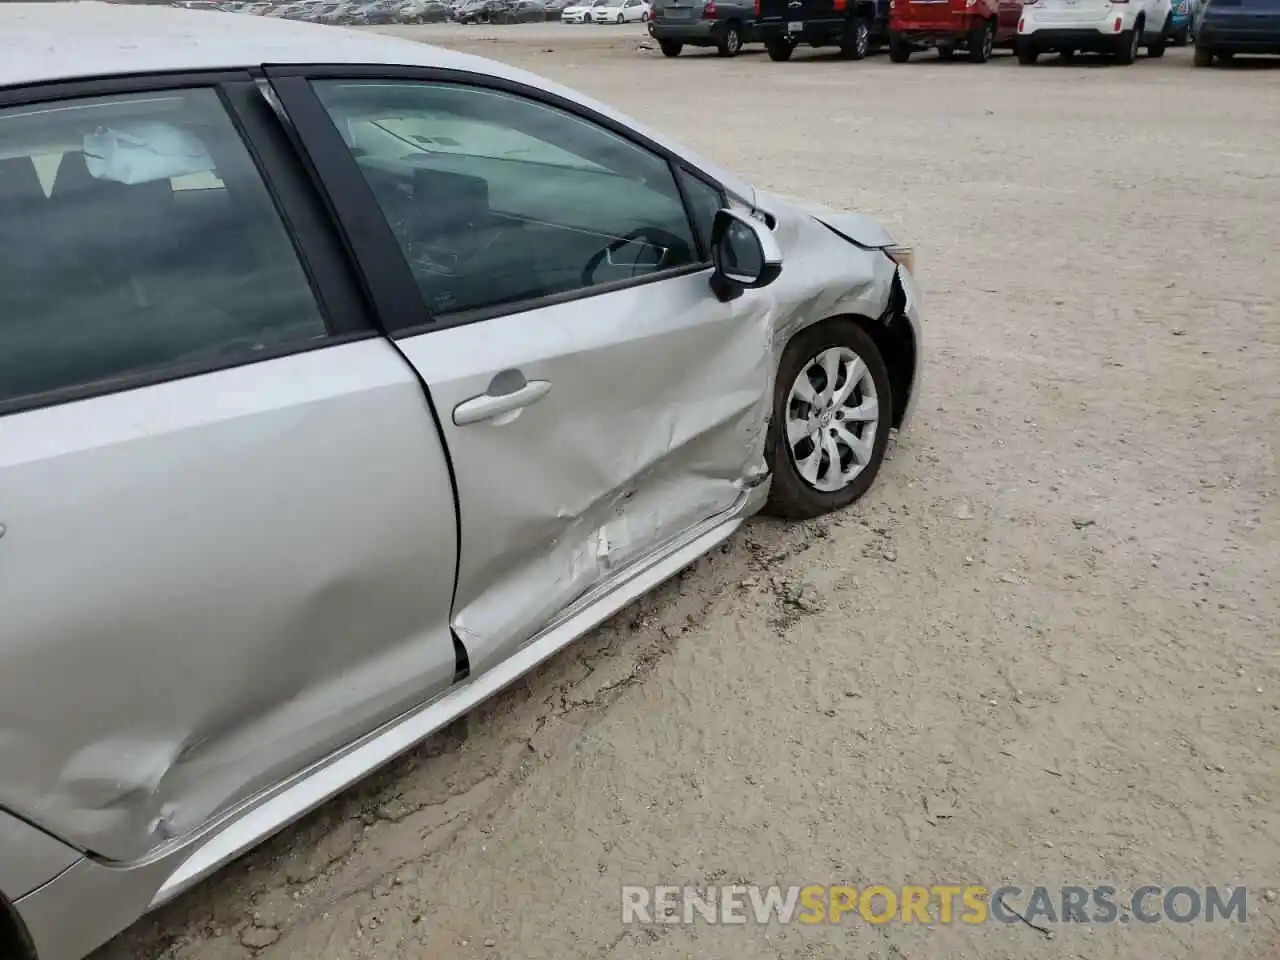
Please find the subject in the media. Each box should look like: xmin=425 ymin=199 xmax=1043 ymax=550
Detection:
xmin=888 ymin=0 xmax=1023 ymax=60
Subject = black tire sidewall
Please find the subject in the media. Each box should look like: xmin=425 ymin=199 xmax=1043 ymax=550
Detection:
xmin=969 ymin=20 xmax=992 ymax=61
xmin=766 ymin=35 xmax=794 ymax=58
xmin=763 ymin=321 xmax=894 ymax=520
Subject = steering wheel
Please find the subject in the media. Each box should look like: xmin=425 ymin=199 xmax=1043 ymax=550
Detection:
xmin=581 ymin=226 xmax=693 ymax=287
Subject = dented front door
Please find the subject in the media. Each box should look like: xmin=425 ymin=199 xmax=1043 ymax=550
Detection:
xmin=396 ymin=275 xmax=772 ymax=676
xmin=294 ymin=75 xmax=775 ymax=676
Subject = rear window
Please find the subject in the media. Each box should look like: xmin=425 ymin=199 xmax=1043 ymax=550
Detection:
xmin=0 ymin=89 xmax=327 ymax=406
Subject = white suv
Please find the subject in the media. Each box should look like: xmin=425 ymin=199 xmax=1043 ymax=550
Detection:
xmin=1016 ymin=0 xmax=1174 ymax=62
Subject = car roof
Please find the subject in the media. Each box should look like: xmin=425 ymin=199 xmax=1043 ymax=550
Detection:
xmin=0 ymin=1 xmax=477 ymax=87
xmin=0 ymin=2 xmax=755 ymax=202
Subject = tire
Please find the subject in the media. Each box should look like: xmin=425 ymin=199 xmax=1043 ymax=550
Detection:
xmin=840 ymin=20 xmax=871 ymax=58
xmin=1114 ymin=22 xmax=1140 ymax=62
xmin=659 ymin=37 xmax=683 ymax=55
xmin=938 ymin=44 xmax=955 ymax=60
xmin=1016 ymin=36 xmax=1039 ymax=62
xmin=889 ymin=31 xmax=912 ymax=61
xmin=968 ymin=18 xmax=994 ymax=61
xmin=717 ymin=21 xmax=743 ymax=55
xmin=1147 ymin=15 xmax=1170 ymax=56
xmin=1172 ymin=24 xmax=1188 ymax=45
xmin=1193 ymin=43 xmax=1213 ymax=64
xmin=641 ymin=9 xmax=649 ymax=19
xmin=763 ymin=321 xmax=894 ymax=520
xmin=617 ymin=13 xmax=624 ymax=21
xmin=765 ymin=35 xmax=796 ymax=59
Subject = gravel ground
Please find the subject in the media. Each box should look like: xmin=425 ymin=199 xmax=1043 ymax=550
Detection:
xmin=93 ymin=26 xmax=1278 ymax=960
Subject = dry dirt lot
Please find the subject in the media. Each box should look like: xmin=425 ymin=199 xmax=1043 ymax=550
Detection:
xmin=93 ymin=26 xmax=1278 ymax=960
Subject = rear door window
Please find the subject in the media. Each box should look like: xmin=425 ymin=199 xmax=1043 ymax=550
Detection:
xmin=0 ymin=88 xmax=327 ymax=407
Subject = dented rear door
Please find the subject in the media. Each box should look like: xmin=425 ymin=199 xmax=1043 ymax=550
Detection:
xmin=0 ymin=79 xmax=459 ymax=863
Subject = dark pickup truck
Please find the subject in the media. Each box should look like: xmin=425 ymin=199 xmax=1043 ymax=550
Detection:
xmin=755 ymin=0 xmax=891 ymax=59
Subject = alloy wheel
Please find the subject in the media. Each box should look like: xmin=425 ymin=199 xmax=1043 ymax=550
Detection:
xmin=785 ymin=346 xmax=881 ymax=492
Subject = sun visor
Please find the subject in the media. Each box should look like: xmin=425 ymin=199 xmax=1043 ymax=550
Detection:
xmin=83 ymin=122 xmax=215 ymax=186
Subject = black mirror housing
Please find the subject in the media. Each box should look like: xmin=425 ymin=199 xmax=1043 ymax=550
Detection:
xmin=709 ymin=208 xmax=783 ymax=302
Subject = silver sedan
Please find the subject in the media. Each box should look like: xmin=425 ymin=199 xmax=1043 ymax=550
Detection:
xmin=0 ymin=3 xmax=922 ymax=958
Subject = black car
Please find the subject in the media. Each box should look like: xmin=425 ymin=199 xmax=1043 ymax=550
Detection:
xmin=1194 ymin=0 xmax=1280 ymax=62
xmin=647 ymin=0 xmax=760 ymax=56
xmin=755 ymin=0 xmax=889 ymax=60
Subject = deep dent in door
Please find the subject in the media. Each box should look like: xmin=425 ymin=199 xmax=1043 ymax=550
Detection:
xmin=449 ymin=291 xmax=777 ymax=673
xmin=0 ymin=345 xmax=460 ymax=864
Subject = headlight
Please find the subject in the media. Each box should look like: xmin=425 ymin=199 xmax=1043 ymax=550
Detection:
xmin=885 ymin=244 xmax=915 ymax=275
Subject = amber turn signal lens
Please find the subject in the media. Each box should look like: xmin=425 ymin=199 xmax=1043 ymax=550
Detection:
xmin=886 ymin=245 xmax=915 ymax=275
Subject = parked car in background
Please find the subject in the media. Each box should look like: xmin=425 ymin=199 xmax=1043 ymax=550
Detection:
xmin=593 ymin=0 xmax=651 ymax=20
xmin=561 ymin=0 xmax=608 ymax=21
xmin=756 ymin=0 xmax=889 ymax=60
xmin=887 ymin=0 xmax=1021 ymax=60
xmin=1015 ymin=0 xmax=1173 ymax=61
xmin=545 ymin=0 xmax=576 ymax=16
xmin=399 ymin=0 xmax=452 ymax=19
xmin=497 ymin=0 xmax=550 ymax=21
xmin=278 ymin=1 xmax=325 ymax=19
xmin=1169 ymin=0 xmax=1194 ymax=41
xmin=301 ymin=0 xmax=347 ymax=20
xmin=0 ymin=7 xmax=921 ymax=960
xmin=646 ymin=0 xmax=759 ymax=54
xmin=1194 ymin=0 xmax=1280 ymax=60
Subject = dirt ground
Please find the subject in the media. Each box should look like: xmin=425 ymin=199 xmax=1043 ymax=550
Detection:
xmin=92 ymin=26 xmax=1278 ymax=960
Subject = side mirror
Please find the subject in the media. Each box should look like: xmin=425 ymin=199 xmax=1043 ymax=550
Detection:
xmin=709 ymin=208 xmax=783 ymax=302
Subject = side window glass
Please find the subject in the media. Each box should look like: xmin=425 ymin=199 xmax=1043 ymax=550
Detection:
xmin=311 ymin=80 xmax=700 ymax=318
xmin=677 ymin=168 xmax=726 ymax=258
xmin=0 ymin=88 xmax=327 ymax=406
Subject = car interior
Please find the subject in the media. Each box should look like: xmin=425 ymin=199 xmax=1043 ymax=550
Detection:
xmin=0 ymin=102 xmax=327 ymax=405
xmin=354 ymin=155 xmax=695 ymax=316
xmin=318 ymin=83 xmax=701 ymax=317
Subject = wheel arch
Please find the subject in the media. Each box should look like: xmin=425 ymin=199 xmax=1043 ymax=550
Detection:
xmin=0 ymin=893 xmax=37 ymax=960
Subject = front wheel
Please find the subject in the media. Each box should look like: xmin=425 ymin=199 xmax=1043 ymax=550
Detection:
xmin=1193 ymin=43 xmax=1213 ymax=64
xmin=765 ymin=35 xmax=796 ymax=59
xmin=717 ymin=21 xmax=743 ymax=55
xmin=889 ymin=31 xmax=912 ymax=61
xmin=617 ymin=13 xmax=624 ymax=21
xmin=764 ymin=321 xmax=894 ymax=520
xmin=659 ymin=37 xmax=683 ymax=55
xmin=1172 ymin=24 xmax=1188 ymax=45
xmin=968 ymin=18 xmax=994 ymax=61
xmin=1016 ymin=36 xmax=1039 ymax=63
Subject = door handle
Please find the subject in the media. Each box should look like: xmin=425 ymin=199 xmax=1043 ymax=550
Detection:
xmin=453 ymin=379 xmax=552 ymax=426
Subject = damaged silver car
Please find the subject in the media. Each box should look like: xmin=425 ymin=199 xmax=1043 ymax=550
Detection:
xmin=0 ymin=3 xmax=922 ymax=958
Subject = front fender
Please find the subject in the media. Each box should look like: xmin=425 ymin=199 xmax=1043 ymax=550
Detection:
xmin=755 ymin=190 xmax=899 ymax=249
